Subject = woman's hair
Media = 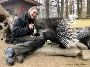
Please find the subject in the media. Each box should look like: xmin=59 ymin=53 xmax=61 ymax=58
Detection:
xmin=28 ymin=6 xmax=39 ymax=13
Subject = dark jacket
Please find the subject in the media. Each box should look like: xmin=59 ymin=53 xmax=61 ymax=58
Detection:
xmin=11 ymin=12 xmax=34 ymax=42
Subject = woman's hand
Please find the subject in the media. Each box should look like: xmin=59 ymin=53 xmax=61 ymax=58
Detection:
xmin=29 ymin=23 xmax=34 ymax=29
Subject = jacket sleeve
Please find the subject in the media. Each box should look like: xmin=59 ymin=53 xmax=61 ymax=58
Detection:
xmin=12 ymin=17 xmax=33 ymax=37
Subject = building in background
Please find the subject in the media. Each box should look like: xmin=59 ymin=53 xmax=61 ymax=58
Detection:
xmin=0 ymin=0 xmax=41 ymax=17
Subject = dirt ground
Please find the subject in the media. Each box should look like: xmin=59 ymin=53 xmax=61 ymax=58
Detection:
xmin=0 ymin=40 xmax=90 ymax=67
xmin=0 ymin=19 xmax=90 ymax=67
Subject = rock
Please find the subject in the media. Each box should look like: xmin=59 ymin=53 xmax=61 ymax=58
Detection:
xmin=77 ymin=42 xmax=88 ymax=50
xmin=81 ymin=50 xmax=90 ymax=60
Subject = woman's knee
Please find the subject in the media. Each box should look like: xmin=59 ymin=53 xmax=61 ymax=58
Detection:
xmin=29 ymin=38 xmax=45 ymax=48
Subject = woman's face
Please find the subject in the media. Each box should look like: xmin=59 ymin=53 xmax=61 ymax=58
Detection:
xmin=29 ymin=9 xmax=39 ymax=19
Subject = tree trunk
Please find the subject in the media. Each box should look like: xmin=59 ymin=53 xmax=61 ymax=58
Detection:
xmin=66 ymin=0 xmax=68 ymax=17
xmin=87 ymin=0 xmax=90 ymax=18
xmin=57 ymin=0 xmax=60 ymax=18
xmin=45 ymin=0 xmax=49 ymax=18
xmin=60 ymin=0 xmax=64 ymax=18
xmin=77 ymin=0 xmax=82 ymax=18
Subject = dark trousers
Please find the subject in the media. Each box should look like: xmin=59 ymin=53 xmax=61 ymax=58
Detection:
xmin=11 ymin=36 xmax=45 ymax=55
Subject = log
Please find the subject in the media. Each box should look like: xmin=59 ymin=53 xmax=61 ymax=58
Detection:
xmin=0 ymin=4 xmax=10 ymax=22
xmin=34 ymin=45 xmax=81 ymax=57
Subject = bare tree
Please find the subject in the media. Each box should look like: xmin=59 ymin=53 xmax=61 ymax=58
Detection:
xmin=60 ymin=0 xmax=64 ymax=18
xmin=87 ymin=0 xmax=90 ymax=18
xmin=45 ymin=0 xmax=49 ymax=18
xmin=57 ymin=0 xmax=60 ymax=18
xmin=77 ymin=0 xmax=82 ymax=18
xmin=66 ymin=0 xmax=68 ymax=17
